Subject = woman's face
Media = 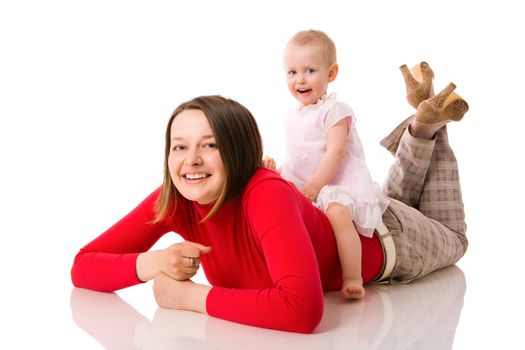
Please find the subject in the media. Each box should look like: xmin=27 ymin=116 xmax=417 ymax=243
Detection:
xmin=168 ymin=109 xmax=226 ymax=204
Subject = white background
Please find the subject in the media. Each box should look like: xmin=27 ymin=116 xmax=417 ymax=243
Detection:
xmin=1 ymin=0 xmax=523 ymax=348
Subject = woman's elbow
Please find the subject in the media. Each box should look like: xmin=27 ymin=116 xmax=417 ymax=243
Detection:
xmin=294 ymin=315 xmax=322 ymax=334
xmin=70 ymin=252 xmax=84 ymax=287
xmin=70 ymin=268 xmax=115 ymax=293
xmin=70 ymin=260 xmax=91 ymax=290
xmin=289 ymin=297 xmax=324 ymax=333
xmin=70 ymin=252 xmax=105 ymax=291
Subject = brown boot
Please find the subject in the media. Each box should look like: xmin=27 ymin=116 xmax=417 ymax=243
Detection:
xmin=415 ymin=83 xmax=469 ymax=125
xmin=400 ymin=62 xmax=435 ymax=109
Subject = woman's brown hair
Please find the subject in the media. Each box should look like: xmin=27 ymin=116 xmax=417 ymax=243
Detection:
xmin=155 ymin=95 xmax=263 ymax=222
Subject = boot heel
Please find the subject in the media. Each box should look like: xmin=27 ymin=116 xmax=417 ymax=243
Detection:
xmin=416 ymin=83 xmax=469 ymax=124
xmin=400 ymin=61 xmax=434 ymax=109
xmin=444 ymin=92 xmax=469 ymax=122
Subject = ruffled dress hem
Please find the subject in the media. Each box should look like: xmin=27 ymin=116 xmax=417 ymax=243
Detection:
xmin=314 ymin=184 xmax=390 ymax=238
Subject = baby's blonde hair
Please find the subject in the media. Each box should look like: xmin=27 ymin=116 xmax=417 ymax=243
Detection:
xmin=287 ymin=29 xmax=337 ymax=66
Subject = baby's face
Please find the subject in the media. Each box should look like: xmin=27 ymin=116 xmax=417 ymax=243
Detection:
xmin=284 ymin=44 xmax=335 ymax=107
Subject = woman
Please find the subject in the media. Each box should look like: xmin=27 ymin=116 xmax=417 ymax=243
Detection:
xmin=71 ymin=64 xmax=469 ymax=333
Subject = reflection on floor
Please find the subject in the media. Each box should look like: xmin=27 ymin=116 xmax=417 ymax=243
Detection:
xmin=70 ymin=265 xmax=466 ymax=350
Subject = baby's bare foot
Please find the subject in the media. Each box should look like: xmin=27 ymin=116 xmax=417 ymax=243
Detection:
xmin=341 ymin=278 xmax=365 ymax=299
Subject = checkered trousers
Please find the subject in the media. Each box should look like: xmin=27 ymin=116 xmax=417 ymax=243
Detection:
xmin=379 ymin=117 xmax=468 ymax=283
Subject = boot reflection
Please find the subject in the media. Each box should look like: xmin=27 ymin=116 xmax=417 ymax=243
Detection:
xmin=70 ymin=265 xmax=466 ymax=349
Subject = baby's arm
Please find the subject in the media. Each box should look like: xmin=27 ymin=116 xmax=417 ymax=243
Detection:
xmin=301 ymin=118 xmax=347 ymax=201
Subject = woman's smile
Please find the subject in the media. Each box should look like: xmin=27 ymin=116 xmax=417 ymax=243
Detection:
xmin=183 ymin=173 xmax=211 ymax=181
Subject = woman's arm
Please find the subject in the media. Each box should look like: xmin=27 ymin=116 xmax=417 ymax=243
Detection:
xmin=71 ymin=188 xmax=170 ymax=292
xmin=301 ymin=118 xmax=347 ymax=200
xmin=207 ymin=179 xmax=325 ymax=333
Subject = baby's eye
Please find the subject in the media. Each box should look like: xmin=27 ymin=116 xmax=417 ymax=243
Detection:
xmin=306 ymin=68 xmax=315 ymax=74
xmin=287 ymin=70 xmax=297 ymax=76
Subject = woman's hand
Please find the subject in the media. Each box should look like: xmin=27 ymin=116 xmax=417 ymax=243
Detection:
xmin=153 ymin=273 xmax=210 ymax=314
xmin=160 ymin=242 xmax=212 ymax=280
xmin=136 ymin=241 xmax=212 ymax=282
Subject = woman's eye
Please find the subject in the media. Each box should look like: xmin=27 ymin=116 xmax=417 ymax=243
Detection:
xmin=172 ymin=145 xmax=185 ymax=151
xmin=203 ymin=143 xmax=217 ymax=149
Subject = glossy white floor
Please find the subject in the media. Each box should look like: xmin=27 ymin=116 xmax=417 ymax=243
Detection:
xmin=69 ymin=266 xmax=465 ymax=349
xmin=2 ymin=1 xmax=524 ymax=349
xmin=70 ymin=266 xmax=467 ymax=349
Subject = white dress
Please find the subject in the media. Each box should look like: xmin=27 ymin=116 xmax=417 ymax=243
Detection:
xmin=281 ymin=93 xmax=389 ymax=237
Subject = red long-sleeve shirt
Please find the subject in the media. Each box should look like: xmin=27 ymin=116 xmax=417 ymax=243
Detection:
xmin=71 ymin=168 xmax=384 ymax=333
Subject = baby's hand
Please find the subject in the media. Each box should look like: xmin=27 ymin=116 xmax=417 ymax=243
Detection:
xmin=300 ymin=185 xmax=318 ymax=202
xmin=262 ymin=155 xmax=277 ymax=172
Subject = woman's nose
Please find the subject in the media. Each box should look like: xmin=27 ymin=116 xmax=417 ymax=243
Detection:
xmin=185 ymin=148 xmax=203 ymax=166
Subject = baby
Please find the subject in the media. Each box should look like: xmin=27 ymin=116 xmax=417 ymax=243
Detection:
xmin=265 ymin=30 xmax=389 ymax=299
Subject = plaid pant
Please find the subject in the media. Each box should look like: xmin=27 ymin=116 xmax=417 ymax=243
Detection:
xmin=379 ymin=117 xmax=468 ymax=283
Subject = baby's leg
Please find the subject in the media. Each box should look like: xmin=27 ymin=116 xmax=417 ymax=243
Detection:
xmin=326 ymin=203 xmax=365 ymax=299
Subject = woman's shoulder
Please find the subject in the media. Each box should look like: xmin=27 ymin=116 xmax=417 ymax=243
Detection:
xmin=246 ymin=167 xmax=290 ymax=185
xmin=242 ymin=168 xmax=312 ymax=229
xmin=243 ymin=168 xmax=296 ymax=198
